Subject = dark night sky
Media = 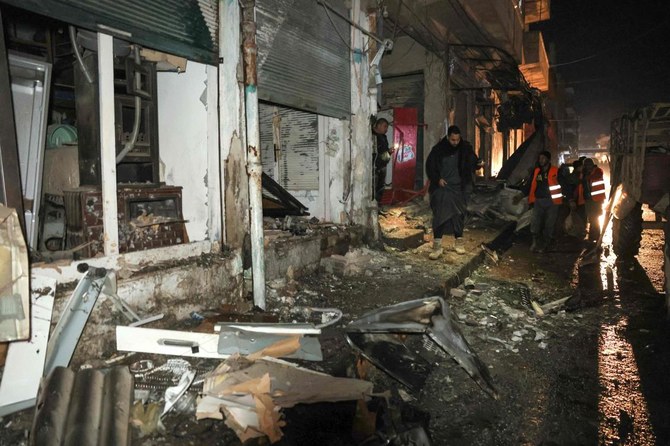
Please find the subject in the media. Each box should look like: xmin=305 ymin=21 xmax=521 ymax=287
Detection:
xmin=535 ymin=0 xmax=670 ymax=147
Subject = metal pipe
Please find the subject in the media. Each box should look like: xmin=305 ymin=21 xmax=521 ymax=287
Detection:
xmin=115 ymin=45 xmax=142 ymax=164
xmin=69 ymin=26 xmax=93 ymax=84
xmin=242 ymin=0 xmax=266 ymax=310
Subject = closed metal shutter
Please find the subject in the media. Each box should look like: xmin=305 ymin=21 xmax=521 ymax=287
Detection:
xmin=1 ymin=0 xmax=218 ymax=64
xmin=259 ymin=103 xmax=319 ymax=191
xmin=256 ymin=0 xmax=351 ymax=119
xmin=381 ymin=73 xmax=424 ymax=108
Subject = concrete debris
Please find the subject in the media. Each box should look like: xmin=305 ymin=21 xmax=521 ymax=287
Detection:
xmin=534 ymin=330 xmax=547 ymax=341
xmin=320 ymin=248 xmax=383 ymax=277
xmin=538 ymin=342 xmax=548 ymax=349
xmin=450 ymin=288 xmax=467 ymax=298
xmin=197 ymin=355 xmax=373 ymax=443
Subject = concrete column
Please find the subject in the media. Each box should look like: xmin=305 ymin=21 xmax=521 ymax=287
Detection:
xmin=348 ymin=0 xmax=376 ymax=230
xmin=97 ymin=33 xmax=119 ymax=256
xmin=220 ymin=0 xmax=248 ymax=250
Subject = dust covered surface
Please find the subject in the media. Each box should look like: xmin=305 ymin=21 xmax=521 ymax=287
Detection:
xmin=2 ymin=221 xmax=669 ymax=445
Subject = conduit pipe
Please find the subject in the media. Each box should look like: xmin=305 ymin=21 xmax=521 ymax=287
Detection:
xmin=116 ymin=45 xmax=142 ymax=163
xmin=242 ymin=0 xmax=266 ymax=310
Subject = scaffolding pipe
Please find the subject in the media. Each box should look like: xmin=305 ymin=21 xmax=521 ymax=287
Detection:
xmin=242 ymin=0 xmax=266 ymax=310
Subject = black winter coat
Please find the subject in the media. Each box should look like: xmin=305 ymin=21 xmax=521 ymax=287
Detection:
xmin=426 ymin=137 xmax=479 ymax=193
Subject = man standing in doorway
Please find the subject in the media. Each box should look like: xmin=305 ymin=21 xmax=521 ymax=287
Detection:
xmin=425 ymin=125 xmax=479 ymax=260
xmin=577 ymin=157 xmax=606 ymax=242
xmin=523 ymin=150 xmax=564 ymax=252
xmin=372 ymin=118 xmax=392 ymax=203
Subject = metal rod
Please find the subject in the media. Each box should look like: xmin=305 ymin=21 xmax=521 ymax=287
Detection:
xmin=242 ymin=0 xmax=266 ymax=310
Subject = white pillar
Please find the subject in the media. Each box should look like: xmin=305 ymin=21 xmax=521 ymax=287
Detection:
xmin=349 ymin=1 xmax=376 ymax=228
xmin=97 ymin=33 xmax=119 ymax=256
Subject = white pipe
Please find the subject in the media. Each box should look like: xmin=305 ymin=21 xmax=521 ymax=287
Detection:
xmin=69 ymin=26 xmax=93 ymax=84
xmin=115 ymin=46 xmax=142 ymax=164
xmin=242 ymin=0 xmax=266 ymax=310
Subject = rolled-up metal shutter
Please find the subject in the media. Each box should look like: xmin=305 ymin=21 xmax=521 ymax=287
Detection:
xmin=0 ymin=0 xmax=218 ymax=64
xmin=256 ymin=0 xmax=351 ymax=119
xmin=259 ymin=103 xmax=319 ymax=191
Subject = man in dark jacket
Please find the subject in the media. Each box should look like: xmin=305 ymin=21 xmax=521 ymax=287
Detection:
xmin=373 ymin=118 xmax=392 ymax=203
xmin=425 ymin=125 xmax=479 ymax=260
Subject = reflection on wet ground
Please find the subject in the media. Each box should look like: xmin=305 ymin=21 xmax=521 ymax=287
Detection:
xmin=585 ymin=225 xmax=667 ymax=445
xmin=598 ymin=317 xmax=655 ymax=445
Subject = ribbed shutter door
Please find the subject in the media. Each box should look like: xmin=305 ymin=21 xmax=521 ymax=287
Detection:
xmin=259 ymin=103 xmax=319 ymax=191
xmin=1 ymin=0 xmax=218 ymax=64
xmin=381 ymin=74 xmax=424 ymax=108
xmin=256 ymin=0 xmax=351 ymax=119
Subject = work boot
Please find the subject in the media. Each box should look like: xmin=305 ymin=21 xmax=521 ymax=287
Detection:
xmin=429 ymin=239 xmax=443 ymax=260
xmin=454 ymin=237 xmax=466 ymax=255
xmin=530 ymin=236 xmax=540 ymax=252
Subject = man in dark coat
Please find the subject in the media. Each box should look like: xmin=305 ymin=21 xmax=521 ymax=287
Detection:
xmin=373 ymin=118 xmax=392 ymax=203
xmin=425 ymin=125 xmax=479 ymax=260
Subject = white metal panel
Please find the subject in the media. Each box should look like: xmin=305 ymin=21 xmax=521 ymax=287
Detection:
xmin=8 ymin=54 xmax=51 ymax=250
xmin=0 ymin=275 xmax=55 ymax=416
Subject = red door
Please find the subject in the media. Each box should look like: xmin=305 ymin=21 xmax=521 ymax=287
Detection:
xmin=381 ymin=107 xmax=418 ymax=204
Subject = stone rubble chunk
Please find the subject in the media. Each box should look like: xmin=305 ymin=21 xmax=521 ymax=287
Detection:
xmin=450 ymin=288 xmax=468 ymax=298
xmin=538 ymin=342 xmax=548 ymax=349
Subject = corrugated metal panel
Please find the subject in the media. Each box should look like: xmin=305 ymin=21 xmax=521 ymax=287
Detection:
xmin=381 ymin=74 xmax=424 ymax=109
xmin=30 ymin=366 xmax=134 ymax=446
xmin=259 ymin=103 xmax=319 ymax=191
xmin=256 ymin=0 xmax=351 ymax=119
xmin=1 ymin=0 xmax=218 ymax=64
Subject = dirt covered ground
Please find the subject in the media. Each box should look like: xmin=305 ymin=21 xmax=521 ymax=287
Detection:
xmin=1 ymin=202 xmax=669 ymax=446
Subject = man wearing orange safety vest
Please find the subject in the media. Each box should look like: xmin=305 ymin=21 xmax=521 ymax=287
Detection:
xmin=575 ymin=158 xmax=606 ymax=242
xmin=520 ymin=150 xmax=564 ymax=252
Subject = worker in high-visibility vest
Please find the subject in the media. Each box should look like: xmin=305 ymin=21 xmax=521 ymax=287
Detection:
xmin=517 ymin=150 xmax=564 ymax=252
xmin=576 ymin=158 xmax=606 ymax=242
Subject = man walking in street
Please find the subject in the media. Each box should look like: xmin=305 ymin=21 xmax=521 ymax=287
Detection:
xmin=520 ymin=150 xmax=564 ymax=252
xmin=576 ymin=157 xmax=606 ymax=242
xmin=425 ymin=125 xmax=479 ymax=260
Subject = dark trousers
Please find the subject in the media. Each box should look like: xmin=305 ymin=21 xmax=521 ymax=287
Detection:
xmin=531 ymin=198 xmax=559 ymax=242
xmin=585 ymin=200 xmax=602 ymax=241
xmin=434 ymin=216 xmax=464 ymax=239
xmin=374 ymin=167 xmax=386 ymax=203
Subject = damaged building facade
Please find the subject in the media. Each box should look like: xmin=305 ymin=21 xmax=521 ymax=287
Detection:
xmin=0 ymin=0 xmax=557 ymax=423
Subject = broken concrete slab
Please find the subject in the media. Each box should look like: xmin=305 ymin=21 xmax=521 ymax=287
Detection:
xmin=382 ymin=228 xmax=425 ymax=251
